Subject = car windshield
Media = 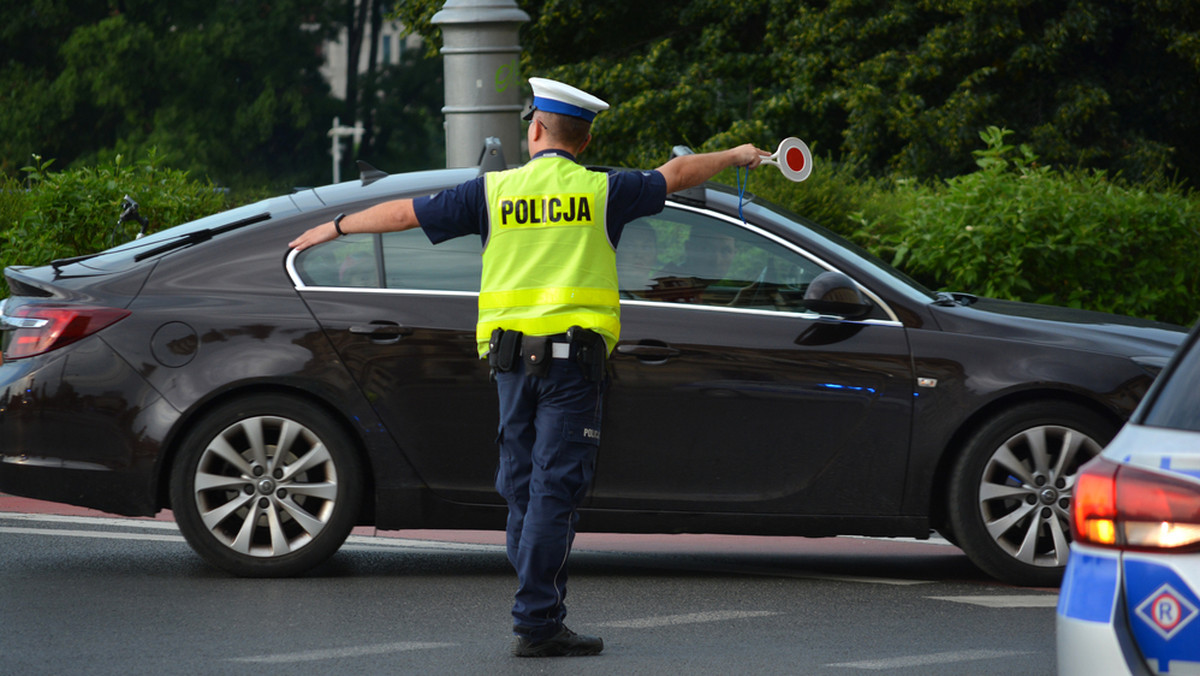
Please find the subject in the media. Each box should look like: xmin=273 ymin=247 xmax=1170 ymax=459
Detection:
xmin=1139 ymin=325 xmax=1200 ymax=432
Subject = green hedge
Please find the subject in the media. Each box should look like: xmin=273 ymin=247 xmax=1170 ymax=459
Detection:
xmin=1 ymin=151 xmax=230 ymax=296
xmin=741 ymin=128 xmax=1200 ymax=327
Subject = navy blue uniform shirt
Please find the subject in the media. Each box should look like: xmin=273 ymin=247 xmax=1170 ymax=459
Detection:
xmin=412 ymin=150 xmax=668 ymax=246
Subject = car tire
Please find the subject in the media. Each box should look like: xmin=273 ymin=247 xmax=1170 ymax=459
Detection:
xmin=947 ymin=401 xmax=1115 ymax=586
xmin=169 ymin=395 xmax=363 ymax=577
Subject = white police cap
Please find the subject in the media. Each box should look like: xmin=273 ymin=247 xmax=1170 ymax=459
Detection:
xmin=523 ymin=77 xmax=609 ymax=123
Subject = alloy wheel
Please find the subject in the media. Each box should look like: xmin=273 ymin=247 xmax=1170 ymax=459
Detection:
xmin=976 ymin=423 xmax=1102 ymax=569
xmin=191 ymin=414 xmax=340 ymax=558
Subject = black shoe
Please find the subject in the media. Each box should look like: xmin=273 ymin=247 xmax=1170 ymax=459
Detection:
xmin=512 ymin=626 xmax=604 ymax=657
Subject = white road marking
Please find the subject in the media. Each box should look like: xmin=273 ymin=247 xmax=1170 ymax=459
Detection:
xmin=0 ymin=513 xmax=503 ymax=553
xmin=0 ymin=514 xmax=1045 ymax=603
xmin=229 ymin=641 xmax=456 ymax=664
xmin=596 ymin=610 xmax=781 ymax=628
xmin=786 ymin=572 xmax=931 ymax=586
xmin=0 ymin=526 xmax=186 ymax=543
xmin=342 ymin=534 xmax=504 ymax=554
xmin=827 ymin=648 xmax=1033 ymax=669
xmin=0 ymin=512 xmax=179 ymax=529
xmin=929 ymin=595 xmax=1059 ymax=608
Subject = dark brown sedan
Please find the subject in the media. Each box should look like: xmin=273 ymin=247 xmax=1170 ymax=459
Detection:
xmin=0 ymin=163 xmax=1185 ymax=585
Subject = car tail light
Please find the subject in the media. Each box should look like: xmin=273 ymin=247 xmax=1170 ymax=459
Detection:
xmin=1 ymin=304 xmax=131 ymax=360
xmin=1073 ymin=456 xmax=1200 ymax=551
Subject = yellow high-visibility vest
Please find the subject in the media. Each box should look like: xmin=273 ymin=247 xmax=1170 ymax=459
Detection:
xmin=477 ymin=155 xmax=620 ymax=357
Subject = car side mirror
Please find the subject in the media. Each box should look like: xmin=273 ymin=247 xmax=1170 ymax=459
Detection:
xmin=803 ymin=271 xmax=871 ymax=319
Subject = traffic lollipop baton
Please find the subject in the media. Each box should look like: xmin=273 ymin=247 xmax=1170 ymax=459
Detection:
xmin=760 ymin=137 xmax=813 ymax=182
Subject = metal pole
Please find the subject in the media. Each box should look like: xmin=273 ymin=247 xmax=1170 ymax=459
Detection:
xmin=432 ymin=0 xmax=530 ymax=168
xmin=328 ymin=116 xmax=366 ymax=183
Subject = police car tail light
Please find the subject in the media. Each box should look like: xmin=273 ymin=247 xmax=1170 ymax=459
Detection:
xmin=1074 ymin=457 xmax=1120 ymax=546
xmin=1073 ymin=456 xmax=1200 ymax=551
xmin=0 ymin=304 xmax=131 ymax=360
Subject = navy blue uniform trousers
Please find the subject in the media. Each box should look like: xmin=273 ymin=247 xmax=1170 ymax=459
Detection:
xmin=493 ymin=354 xmax=604 ymax=640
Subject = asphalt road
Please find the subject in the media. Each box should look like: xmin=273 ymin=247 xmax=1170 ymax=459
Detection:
xmin=0 ymin=499 xmax=1059 ymax=675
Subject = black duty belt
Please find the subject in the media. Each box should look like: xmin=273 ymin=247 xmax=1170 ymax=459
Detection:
xmin=488 ymin=327 xmax=606 ymax=381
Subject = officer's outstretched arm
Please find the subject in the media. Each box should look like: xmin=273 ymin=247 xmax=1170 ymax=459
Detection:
xmin=655 ymin=144 xmax=768 ymax=194
xmin=289 ymin=199 xmax=420 ymax=251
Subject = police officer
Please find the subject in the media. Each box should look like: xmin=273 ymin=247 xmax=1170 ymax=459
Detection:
xmin=290 ymin=77 xmax=767 ymax=657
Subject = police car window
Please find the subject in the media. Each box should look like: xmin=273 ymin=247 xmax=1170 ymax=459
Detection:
xmin=381 ymin=228 xmax=481 ymax=292
xmin=293 ymin=234 xmax=380 ymax=288
xmin=619 ymin=209 xmax=827 ymax=312
xmin=1140 ymin=335 xmax=1200 ymax=432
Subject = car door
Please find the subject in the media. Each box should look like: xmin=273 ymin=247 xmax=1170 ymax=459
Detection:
xmin=291 ymin=204 xmax=915 ymax=518
xmin=594 ymin=204 xmax=914 ymax=516
xmin=292 ymin=228 xmax=503 ymax=505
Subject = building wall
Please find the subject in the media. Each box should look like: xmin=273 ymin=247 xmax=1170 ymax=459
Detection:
xmin=319 ymin=21 xmax=424 ymax=101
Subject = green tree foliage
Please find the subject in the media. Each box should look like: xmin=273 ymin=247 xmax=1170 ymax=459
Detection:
xmin=0 ymin=151 xmax=231 ymax=296
xmin=394 ymin=0 xmax=1200 ymax=185
xmin=0 ymin=0 xmax=339 ymax=189
xmin=852 ymin=128 xmax=1200 ymax=325
xmin=781 ymin=0 xmax=1200 ymax=183
xmin=365 ymin=48 xmax=446 ymax=172
xmin=391 ymin=0 xmax=1200 ymax=325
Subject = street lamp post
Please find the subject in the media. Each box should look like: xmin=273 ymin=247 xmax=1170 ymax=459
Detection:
xmin=432 ymin=0 xmax=529 ymax=168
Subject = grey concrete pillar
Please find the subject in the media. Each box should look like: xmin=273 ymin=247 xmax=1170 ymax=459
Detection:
xmin=432 ymin=0 xmax=530 ymax=168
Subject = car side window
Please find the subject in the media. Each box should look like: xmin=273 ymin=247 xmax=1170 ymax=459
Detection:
xmin=620 ymin=208 xmax=830 ymax=313
xmin=293 ymin=209 xmax=843 ymax=312
xmin=381 ymin=228 xmax=482 ymax=292
xmin=293 ymin=230 xmax=482 ymax=292
xmin=293 ymin=234 xmax=380 ymax=288
xmin=1140 ymin=335 xmax=1200 ymax=432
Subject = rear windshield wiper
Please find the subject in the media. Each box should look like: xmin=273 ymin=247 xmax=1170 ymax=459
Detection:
xmin=134 ymin=212 xmax=271 ymax=262
xmin=49 ymin=212 xmax=273 ymax=270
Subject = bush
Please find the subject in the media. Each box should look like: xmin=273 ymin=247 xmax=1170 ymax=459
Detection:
xmin=847 ymin=128 xmax=1200 ymax=326
xmin=1 ymin=151 xmax=231 ymax=296
xmin=715 ymin=150 xmax=873 ymax=243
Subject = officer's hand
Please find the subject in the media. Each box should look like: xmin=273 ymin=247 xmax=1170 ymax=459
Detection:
xmin=289 ymin=222 xmax=339 ymax=252
xmin=734 ymin=143 xmax=770 ymax=170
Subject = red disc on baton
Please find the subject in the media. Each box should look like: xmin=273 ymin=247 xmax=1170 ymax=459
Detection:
xmin=786 ymin=147 xmax=806 ymax=173
xmin=764 ymin=137 xmax=813 ymax=182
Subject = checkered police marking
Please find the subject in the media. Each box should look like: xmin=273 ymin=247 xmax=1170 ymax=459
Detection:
xmin=1136 ymin=583 xmax=1198 ymax=640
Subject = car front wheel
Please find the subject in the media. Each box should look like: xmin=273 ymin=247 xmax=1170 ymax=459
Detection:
xmin=169 ymin=395 xmax=363 ymax=577
xmin=947 ymin=401 xmax=1115 ymax=586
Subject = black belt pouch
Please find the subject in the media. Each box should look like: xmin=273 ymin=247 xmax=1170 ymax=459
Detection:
xmin=522 ymin=335 xmax=552 ymax=378
xmin=488 ymin=328 xmax=523 ymax=373
xmin=567 ymin=326 xmax=606 ymax=382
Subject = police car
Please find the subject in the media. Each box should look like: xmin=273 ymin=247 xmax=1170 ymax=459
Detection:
xmin=1058 ymin=321 xmax=1200 ymax=675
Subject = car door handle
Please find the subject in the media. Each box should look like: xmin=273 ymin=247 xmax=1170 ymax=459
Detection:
xmin=616 ymin=343 xmax=681 ymax=360
xmin=349 ymin=322 xmax=413 ymax=339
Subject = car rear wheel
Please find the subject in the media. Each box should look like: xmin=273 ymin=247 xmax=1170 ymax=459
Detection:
xmin=169 ymin=395 xmax=363 ymax=577
xmin=947 ymin=401 xmax=1114 ymax=586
